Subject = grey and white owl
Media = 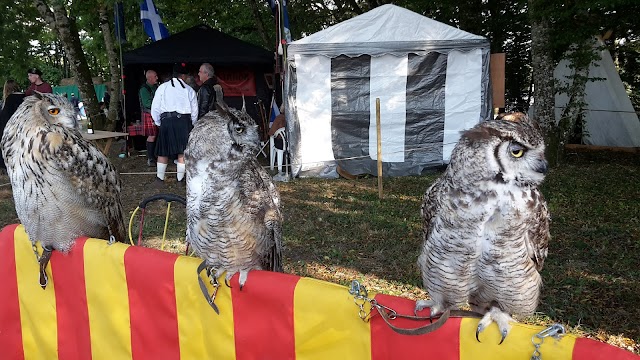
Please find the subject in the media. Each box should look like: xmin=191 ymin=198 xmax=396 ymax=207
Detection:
xmin=415 ymin=112 xmax=550 ymax=343
xmin=1 ymin=92 xmax=126 ymax=288
xmin=185 ymin=100 xmax=283 ymax=288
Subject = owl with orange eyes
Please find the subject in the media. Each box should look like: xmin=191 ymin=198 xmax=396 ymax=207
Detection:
xmin=1 ymin=92 xmax=125 ymax=289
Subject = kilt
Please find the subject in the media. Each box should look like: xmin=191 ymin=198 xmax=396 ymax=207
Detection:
xmin=141 ymin=112 xmax=158 ymax=137
xmin=155 ymin=113 xmax=191 ymax=157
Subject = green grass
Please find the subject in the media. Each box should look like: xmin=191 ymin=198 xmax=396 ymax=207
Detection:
xmin=1 ymin=151 xmax=638 ymax=353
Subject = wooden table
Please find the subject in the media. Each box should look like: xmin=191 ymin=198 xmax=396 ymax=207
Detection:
xmin=82 ymin=130 xmax=129 ymax=155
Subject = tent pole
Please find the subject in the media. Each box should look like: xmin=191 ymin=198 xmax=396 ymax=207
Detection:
xmin=376 ymin=98 xmax=383 ymax=199
xmin=119 ymin=41 xmax=126 ymax=127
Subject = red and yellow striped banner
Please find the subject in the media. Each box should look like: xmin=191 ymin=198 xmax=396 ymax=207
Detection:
xmin=0 ymin=224 xmax=637 ymax=360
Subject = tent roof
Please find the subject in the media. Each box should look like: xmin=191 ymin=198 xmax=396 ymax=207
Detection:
xmin=288 ymin=4 xmax=487 ymax=57
xmin=123 ymin=24 xmax=273 ymax=66
xmin=292 ymin=4 xmax=485 ymax=45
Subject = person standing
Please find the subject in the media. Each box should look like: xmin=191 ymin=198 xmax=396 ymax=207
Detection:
xmin=196 ymin=63 xmax=222 ymax=119
xmin=150 ymin=63 xmax=198 ymax=187
xmin=24 ymin=68 xmax=53 ymax=96
xmin=139 ymin=69 xmax=159 ymax=166
xmin=0 ymin=80 xmax=26 ymax=172
xmin=70 ymin=92 xmax=80 ymax=109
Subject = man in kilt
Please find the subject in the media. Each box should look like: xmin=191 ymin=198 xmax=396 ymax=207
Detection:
xmin=139 ymin=69 xmax=159 ymax=166
xmin=150 ymin=63 xmax=198 ymax=187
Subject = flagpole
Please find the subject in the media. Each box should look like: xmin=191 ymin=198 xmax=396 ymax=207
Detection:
xmin=119 ymin=41 xmax=126 ymax=128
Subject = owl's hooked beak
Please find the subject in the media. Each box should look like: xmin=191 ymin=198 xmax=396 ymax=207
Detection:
xmin=534 ymin=159 xmax=548 ymax=174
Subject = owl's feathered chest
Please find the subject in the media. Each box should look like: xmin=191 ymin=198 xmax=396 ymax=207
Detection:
xmin=430 ymin=180 xmax=538 ymax=252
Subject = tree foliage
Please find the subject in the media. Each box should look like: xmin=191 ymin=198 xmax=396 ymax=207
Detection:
xmin=1 ymin=0 xmax=639 ymax=133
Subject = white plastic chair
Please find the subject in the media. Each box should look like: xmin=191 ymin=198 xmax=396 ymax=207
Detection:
xmin=269 ymin=127 xmax=287 ymax=174
xmin=257 ymin=140 xmax=268 ymax=158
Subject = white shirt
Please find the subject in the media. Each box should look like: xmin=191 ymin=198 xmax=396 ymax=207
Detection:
xmin=150 ymin=77 xmax=198 ymax=125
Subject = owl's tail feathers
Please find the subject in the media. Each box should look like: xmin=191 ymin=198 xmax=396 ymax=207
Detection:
xmin=269 ymin=225 xmax=284 ymax=273
xmin=475 ymin=306 xmax=515 ymax=345
xmin=107 ymin=219 xmax=127 ymax=244
xmin=270 ymin=241 xmax=283 ymax=273
xmin=107 ymin=207 xmax=127 ymax=244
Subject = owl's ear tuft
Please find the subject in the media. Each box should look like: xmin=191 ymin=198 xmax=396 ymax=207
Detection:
xmin=495 ymin=112 xmax=528 ymax=123
xmin=34 ymin=91 xmax=44 ymax=100
xmin=463 ymin=125 xmax=501 ymax=142
xmin=215 ymin=101 xmax=230 ymax=117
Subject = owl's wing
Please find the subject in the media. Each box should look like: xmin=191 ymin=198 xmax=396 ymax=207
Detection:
xmin=264 ymin=217 xmax=283 ymax=272
xmin=41 ymin=127 xmax=126 ymax=242
xmin=255 ymin=165 xmax=283 ymax=273
xmin=525 ymin=190 xmax=550 ymax=271
xmin=421 ymin=177 xmax=444 ymax=238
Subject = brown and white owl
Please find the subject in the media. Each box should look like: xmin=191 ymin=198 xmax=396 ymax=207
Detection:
xmin=415 ymin=112 xmax=550 ymax=343
xmin=1 ymin=92 xmax=126 ymax=288
xmin=185 ymin=100 xmax=283 ymax=289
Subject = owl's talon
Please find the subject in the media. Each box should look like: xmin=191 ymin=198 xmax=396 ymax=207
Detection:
xmin=475 ymin=324 xmax=484 ymax=342
xmin=498 ymin=329 xmax=508 ymax=345
xmin=476 ymin=307 xmax=514 ymax=344
xmin=238 ymin=270 xmax=249 ymax=290
xmin=225 ymin=278 xmax=232 ymax=288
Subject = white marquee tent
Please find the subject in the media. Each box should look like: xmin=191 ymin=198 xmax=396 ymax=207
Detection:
xmin=285 ymin=4 xmax=492 ymax=178
xmin=554 ymin=40 xmax=640 ymax=147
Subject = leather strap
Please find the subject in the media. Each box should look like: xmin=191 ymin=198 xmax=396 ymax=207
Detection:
xmin=196 ymin=261 xmax=220 ymax=314
xmin=375 ymin=306 xmax=483 ymax=336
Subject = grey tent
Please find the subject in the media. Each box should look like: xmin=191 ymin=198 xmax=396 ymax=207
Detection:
xmin=285 ymin=4 xmax=492 ymax=178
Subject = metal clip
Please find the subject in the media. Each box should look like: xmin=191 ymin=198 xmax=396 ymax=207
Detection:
xmin=370 ymin=299 xmax=398 ymax=320
xmin=531 ymin=324 xmax=566 ymax=360
xmin=536 ymin=324 xmax=566 ymax=339
xmin=349 ymin=280 xmax=371 ymax=321
xmin=349 ymin=280 xmax=368 ymax=298
xmin=32 ymin=243 xmax=40 ymax=261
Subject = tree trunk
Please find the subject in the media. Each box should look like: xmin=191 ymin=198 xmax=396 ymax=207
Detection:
xmin=529 ymin=0 xmax=558 ymax=165
xmin=98 ymin=3 xmax=122 ymax=132
xmin=34 ymin=0 xmax=106 ymax=130
xmin=556 ymin=41 xmax=596 ymax=147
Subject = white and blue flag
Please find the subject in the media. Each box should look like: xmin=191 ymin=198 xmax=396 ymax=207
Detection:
xmin=269 ymin=96 xmax=280 ymax=127
xmin=140 ymin=0 xmax=169 ymax=41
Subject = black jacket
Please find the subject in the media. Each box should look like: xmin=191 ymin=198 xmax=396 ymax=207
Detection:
xmin=197 ymin=78 xmax=218 ymax=119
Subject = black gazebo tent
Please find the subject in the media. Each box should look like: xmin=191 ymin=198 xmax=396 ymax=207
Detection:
xmin=122 ymin=24 xmax=275 ymax=133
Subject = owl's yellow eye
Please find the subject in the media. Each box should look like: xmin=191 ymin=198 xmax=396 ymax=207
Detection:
xmin=508 ymin=143 xmax=526 ymax=158
xmin=511 ymin=149 xmax=524 ymax=158
xmin=48 ymin=108 xmax=60 ymax=115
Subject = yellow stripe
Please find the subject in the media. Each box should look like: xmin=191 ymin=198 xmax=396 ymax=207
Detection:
xmin=84 ymin=240 xmax=132 ymax=360
xmin=459 ymin=318 xmax=577 ymax=359
xmin=294 ymin=277 xmax=372 ymax=360
xmin=14 ymin=226 xmax=58 ymax=360
xmin=174 ymin=256 xmax=236 ymax=359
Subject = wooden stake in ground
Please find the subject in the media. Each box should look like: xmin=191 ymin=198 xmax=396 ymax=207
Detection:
xmin=376 ymin=98 xmax=383 ymax=199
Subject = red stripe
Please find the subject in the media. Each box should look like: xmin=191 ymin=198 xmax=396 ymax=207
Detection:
xmin=51 ymin=237 xmax=92 ymax=359
xmin=371 ymin=294 xmax=461 ymax=360
xmin=124 ymin=246 xmax=180 ymax=360
xmin=0 ymin=225 xmax=24 ymax=360
xmin=232 ymin=270 xmax=300 ymax=360
xmin=573 ymin=337 xmax=640 ymax=359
